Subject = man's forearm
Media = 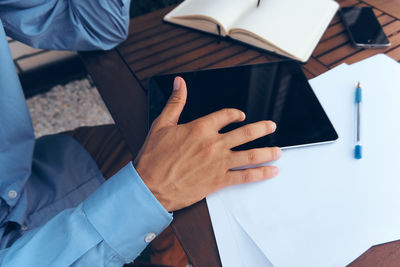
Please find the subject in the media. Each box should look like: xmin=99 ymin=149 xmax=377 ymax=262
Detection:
xmin=0 ymin=163 xmax=172 ymax=266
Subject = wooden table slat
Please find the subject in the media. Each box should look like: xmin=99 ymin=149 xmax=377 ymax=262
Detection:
xmin=313 ymin=33 xmax=349 ymax=57
xmin=320 ymin=22 xmax=346 ymax=42
xmin=136 ymin=41 xmax=234 ymax=79
xmin=364 ymin=0 xmax=400 ymax=20
xmin=318 ymin=42 xmax=359 ymax=66
xmin=373 ymin=8 xmax=384 ymax=17
xmin=242 ymin=55 xmax=273 ymax=65
xmin=331 ymin=47 xmax=387 ymax=67
xmin=378 ymin=14 xmax=396 ymax=26
xmin=122 ymin=26 xmax=186 ymax=54
xmin=121 ymin=31 xmax=202 ymax=63
xmin=130 ymin=37 xmax=216 ymax=72
xmin=332 ymin=32 xmax=400 ymax=66
xmin=206 ymin=49 xmax=263 ymax=69
xmin=386 ymin=44 xmax=400 ymax=60
xmin=330 ymin=15 xmax=341 ymax=26
xmin=172 ymin=200 xmax=222 ymax=267
xmin=123 ymin=23 xmax=178 ymax=49
xmin=383 ymin=20 xmax=400 ymax=37
xmin=169 ymin=45 xmax=248 ymax=73
xmin=301 ymin=67 xmax=315 ymax=80
xmin=303 ymin=57 xmax=329 ymax=76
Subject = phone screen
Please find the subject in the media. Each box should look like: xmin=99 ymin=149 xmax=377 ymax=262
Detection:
xmin=340 ymin=7 xmax=390 ymax=48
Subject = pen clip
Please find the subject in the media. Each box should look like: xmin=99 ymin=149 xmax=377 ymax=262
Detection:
xmin=257 ymin=0 xmax=261 ymax=7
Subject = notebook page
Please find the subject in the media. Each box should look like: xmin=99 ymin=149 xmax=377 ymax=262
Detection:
xmin=229 ymin=0 xmax=338 ymax=61
xmin=165 ymin=0 xmax=257 ymax=33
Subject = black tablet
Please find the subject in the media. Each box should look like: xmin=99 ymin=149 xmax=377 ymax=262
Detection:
xmin=148 ymin=60 xmax=338 ymax=150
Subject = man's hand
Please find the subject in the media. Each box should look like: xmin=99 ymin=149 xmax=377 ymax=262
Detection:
xmin=134 ymin=77 xmax=281 ymax=212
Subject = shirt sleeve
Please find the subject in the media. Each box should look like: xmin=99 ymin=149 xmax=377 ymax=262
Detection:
xmin=0 ymin=163 xmax=173 ymax=266
xmin=0 ymin=0 xmax=130 ymax=50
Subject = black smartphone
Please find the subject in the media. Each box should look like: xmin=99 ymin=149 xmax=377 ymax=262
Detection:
xmin=340 ymin=7 xmax=390 ymax=48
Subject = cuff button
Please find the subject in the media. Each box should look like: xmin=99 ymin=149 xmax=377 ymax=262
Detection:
xmin=8 ymin=190 xmax=17 ymax=199
xmin=144 ymin=232 xmax=156 ymax=243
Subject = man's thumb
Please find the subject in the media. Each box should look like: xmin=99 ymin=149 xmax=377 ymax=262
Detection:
xmin=156 ymin=76 xmax=187 ymax=128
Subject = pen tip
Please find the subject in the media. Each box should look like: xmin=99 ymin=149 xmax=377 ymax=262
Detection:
xmin=357 ymin=81 xmax=361 ymax=88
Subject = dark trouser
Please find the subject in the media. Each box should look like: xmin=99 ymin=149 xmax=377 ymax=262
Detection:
xmin=67 ymin=124 xmax=188 ymax=267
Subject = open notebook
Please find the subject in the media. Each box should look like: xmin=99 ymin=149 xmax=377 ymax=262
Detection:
xmin=164 ymin=0 xmax=339 ymax=62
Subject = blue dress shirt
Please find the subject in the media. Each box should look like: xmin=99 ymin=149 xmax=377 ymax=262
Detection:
xmin=0 ymin=0 xmax=173 ymax=266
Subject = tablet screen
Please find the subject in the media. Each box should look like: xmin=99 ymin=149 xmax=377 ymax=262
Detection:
xmin=148 ymin=61 xmax=338 ymax=150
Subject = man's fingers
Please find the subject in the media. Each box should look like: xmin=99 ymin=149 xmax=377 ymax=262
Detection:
xmin=227 ymin=166 xmax=279 ymax=186
xmin=223 ymin=120 xmax=276 ymax=148
xmin=228 ymin=147 xmax=282 ymax=169
xmin=155 ymin=76 xmax=187 ymax=129
xmin=194 ymin=108 xmax=245 ymax=131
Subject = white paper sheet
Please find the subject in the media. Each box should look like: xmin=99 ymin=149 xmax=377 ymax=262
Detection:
xmin=207 ymin=54 xmax=400 ymax=267
xmin=207 ymin=193 xmax=244 ymax=267
xmin=207 ymin=193 xmax=273 ymax=267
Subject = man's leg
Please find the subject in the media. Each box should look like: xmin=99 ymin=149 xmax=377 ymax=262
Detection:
xmin=66 ymin=125 xmax=189 ymax=267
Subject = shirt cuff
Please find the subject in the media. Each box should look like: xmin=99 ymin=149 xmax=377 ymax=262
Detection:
xmin=83 ymin=162 xmax=173 ymax=263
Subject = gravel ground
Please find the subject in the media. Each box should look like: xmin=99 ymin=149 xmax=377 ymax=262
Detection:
xmin=27 ymin=78 xmax=114 ymax=138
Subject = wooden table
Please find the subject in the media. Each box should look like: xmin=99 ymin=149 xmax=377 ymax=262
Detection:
xmin=80 ymin=0 xmax=400 ymax=266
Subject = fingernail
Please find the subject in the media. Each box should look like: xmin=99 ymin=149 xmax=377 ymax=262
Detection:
xmin=173 ymin=77 xmax=181 ymax=91
xmin=241 ymin=111 xmax=246 ymax=120
xmin=269 ymin=121 xmax=277 ymax=132
xmin=275 ymin=148 xmax=282 ymax=159
xmin=272 ymin=167 xmax=279 ymax=176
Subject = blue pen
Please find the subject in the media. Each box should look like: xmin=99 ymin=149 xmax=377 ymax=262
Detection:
xmin=354 ymin=82 xmax=362 ymax=159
